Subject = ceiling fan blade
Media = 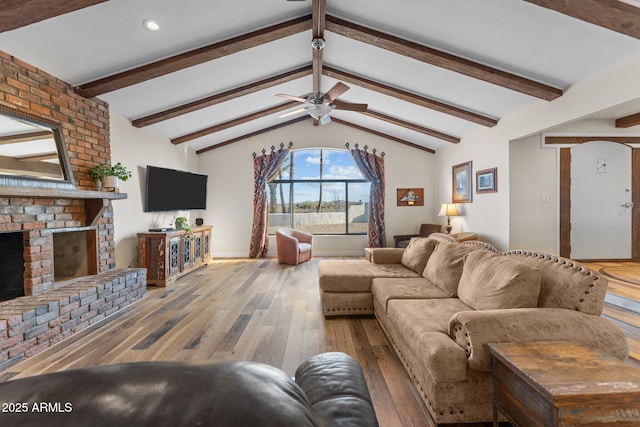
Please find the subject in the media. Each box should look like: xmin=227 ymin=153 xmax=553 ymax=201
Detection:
xmin=275 ymin=93 xmax=307 ymax=103
xmin=324 ymin=82 xmax=349 ymax=102
xmin=332 ymin=100 xmax=368 ymax=112
xmin=279 ymin=108 xmax=306 ymax=118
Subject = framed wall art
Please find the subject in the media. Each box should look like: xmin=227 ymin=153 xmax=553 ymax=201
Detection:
xmin=476 ymin=167 xmax=497 ymax=194
xmin=452 ymin=161 xmax=472 ymax=203
xmin=397 ymin=188 xmax=424 ymax=206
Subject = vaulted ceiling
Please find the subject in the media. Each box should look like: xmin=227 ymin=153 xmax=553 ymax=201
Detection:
xmin=0 ymin=0 xmax=639 ymax=154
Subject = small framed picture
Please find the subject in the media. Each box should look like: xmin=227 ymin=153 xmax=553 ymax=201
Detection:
xmin=397 ymin=188 xmax=424 ymax=206
xmin=476 ymin=167 xmax=497 ymax=194
xmin=452 ymin=161 xmax=472 ymax=203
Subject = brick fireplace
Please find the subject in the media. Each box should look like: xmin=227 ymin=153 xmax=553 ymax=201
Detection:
xmin=0 ymin=50 xmax=147 ymax=369
xmin=0 ymin=197 xmax=114 ymax=296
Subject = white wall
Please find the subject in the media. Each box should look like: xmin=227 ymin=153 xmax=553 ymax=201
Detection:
xmin=198 ymin=119 xmax=436 ymax=257
xmin=110 ymin=111 xmax=199 ymax=268
xmin=436 ymin=53 xmax=640 ymax=253
xmin=434 ymin=130 xmax=511 ymax=251
xmin=509 ymin=135 xmax=557 ymax=253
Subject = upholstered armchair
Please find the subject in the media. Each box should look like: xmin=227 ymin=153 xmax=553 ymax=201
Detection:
xmin=276 ymin=228 xmax=314 ymax=265
xmin=393 ymin=223 xmax=442 ymax=248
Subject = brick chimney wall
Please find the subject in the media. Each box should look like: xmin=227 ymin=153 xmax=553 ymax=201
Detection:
xmin=0 ymin=50 xmax=116 ymax=295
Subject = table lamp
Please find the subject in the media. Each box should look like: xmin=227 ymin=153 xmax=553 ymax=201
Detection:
xmin=437 ymin=203 xmax=460 ymax=234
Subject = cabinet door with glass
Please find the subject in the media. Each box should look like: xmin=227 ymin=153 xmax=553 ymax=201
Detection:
xmin=192 ymin=231 xmax=204 ymax=264
xmin=168 ymin=236 xmax=181 ymax=277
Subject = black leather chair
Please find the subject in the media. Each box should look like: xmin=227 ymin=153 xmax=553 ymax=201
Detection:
xmin=0 ymin=352 xmax=378 ymax=427
xmin=393 ymin=223 xmax=442 ymax=248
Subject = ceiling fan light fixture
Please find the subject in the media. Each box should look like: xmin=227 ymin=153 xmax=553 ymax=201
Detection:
xmin=305 ymin=103 xmax=332 ymax=119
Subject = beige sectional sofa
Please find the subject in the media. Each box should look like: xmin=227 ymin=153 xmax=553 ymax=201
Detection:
xmin=318 ymin=234 xmax=629 ymax=424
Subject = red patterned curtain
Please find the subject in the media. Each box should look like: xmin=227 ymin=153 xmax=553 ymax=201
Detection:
xmin=348 ymin=143 xmax=386 ymax=248
xmin=249 ymin=143 xmax=292 ymax=258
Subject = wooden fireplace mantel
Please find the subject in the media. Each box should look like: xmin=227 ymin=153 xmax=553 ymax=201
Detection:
xmin=0 ymin=186 xmax=127 ymax=226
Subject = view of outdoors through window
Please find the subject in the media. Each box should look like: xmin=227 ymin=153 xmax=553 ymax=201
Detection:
xmin=267 ymin=149 xmax=370 ymax=235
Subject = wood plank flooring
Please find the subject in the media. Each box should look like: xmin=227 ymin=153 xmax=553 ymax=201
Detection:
xmin=585 ymin=261 xmax=640 ymax=366
xmin=1 ymin=257 xmax=640 ymax=426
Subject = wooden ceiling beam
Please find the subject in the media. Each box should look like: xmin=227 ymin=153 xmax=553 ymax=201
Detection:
xmin=615 ymin=111 xmax=640 ymax=128
xmin=132 ymin=65 xmax=313 ymax=127
xmin=15 ymin=152 xmax=59 ymax=161
xmin=323 ymin=66 xmax=497 ymax=127
xmin=331 ymin=118 xmax=435 ymax=154
xmin=312 ymin=0 xmax=326 ymax=39
xmin=0 ymin=154 xmax=61 ymax=176
xmin=76 ymin=15 xmax=312 ymax=98
xmin=545 ymin=135 xmax=640 ymax=145
xmin=311 ymin=0 xmax=326 ymax=94
xmin=195 ymin=116 xmax=310 ymax=154
xmin=361 ymin=110 xmax=460 ymax=144
xmin=0 ymin=0 xmax=107 ymax=33
xmin=523 ymin=0 xmax=640 ymax=40
xmin=0 ymin=130 xmax=53 ymax=145
xmin=325 ymin=15 xmax=563 ymax=101
xmin=171 ymin=100 xmax=301 ymax=145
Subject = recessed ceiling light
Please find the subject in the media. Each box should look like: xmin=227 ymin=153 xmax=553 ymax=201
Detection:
xmin=143 ymin=19 xmax=160 ymax=31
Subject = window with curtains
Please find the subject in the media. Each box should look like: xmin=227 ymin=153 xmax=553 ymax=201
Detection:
xmin=267 ymin=149 xmax=370 ymax=235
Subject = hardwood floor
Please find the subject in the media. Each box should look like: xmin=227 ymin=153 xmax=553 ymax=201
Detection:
xmin=2 ymin=257 xmax=640 ymax=426
xmin=585 ymin=261 xmax=640 ymax=366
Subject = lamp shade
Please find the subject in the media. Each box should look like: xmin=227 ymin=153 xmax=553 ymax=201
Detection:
xmin=437 ymin=203 xmax=460 ymax=217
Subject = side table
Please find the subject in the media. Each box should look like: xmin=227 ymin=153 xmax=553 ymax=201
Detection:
xmin=488 ymin=341 xmax=640 ymax=427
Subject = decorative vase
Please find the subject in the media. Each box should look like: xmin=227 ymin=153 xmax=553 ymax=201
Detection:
xmin=102 ymin=176 xmax=119 ymax=190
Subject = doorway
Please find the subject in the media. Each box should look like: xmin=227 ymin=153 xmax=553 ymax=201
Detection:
xmin=559 ymin=143 xmax=640 ymax=260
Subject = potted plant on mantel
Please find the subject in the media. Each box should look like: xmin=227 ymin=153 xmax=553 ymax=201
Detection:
xmin=88 ymin=162 xmax=132 ymax=192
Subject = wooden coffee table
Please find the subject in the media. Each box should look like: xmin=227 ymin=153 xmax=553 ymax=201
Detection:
xmin=488 ymin=341 xmax=640 ymax=427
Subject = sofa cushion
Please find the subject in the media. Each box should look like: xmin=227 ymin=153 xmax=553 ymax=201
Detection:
xmin=388 ymin=298 xmax=473 ymax=337
xmin=387 ymin=298 xmax=472 ymax=382
xmin=400 ymin=237 xmax=438 ymax=274
xmin=457 ymin=250 xmax=541 ymax=310
xmin=371 ymin=278 xmax=450 ymax=312
xmin=422 ymin=242 xmax=476 ymax=296
xmin=504 ymin=251 xmax=608 ymax=315
xmin=319 ymin=260 xmax=420 ymax=293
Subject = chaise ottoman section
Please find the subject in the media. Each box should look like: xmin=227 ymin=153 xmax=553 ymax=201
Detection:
xmin=318 ymin=260 xmax=420 ymax=317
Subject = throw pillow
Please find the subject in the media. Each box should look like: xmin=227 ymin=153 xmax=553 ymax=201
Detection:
xmin=422 ymin=242 xmax=476 ymax=296
xmin=400 ymin=237 xmax=438 ymax=274
xmin=458 ymin=250 xmax=541 ymax=310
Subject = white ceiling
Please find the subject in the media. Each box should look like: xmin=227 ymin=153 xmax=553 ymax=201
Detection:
xmin=0 ymin=0 xmax=639 ymax=153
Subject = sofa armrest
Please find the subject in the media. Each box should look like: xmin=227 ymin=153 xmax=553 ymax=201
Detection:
xmin=367 ymin=248 xmax=405 ymax=264
xmin=448 ymin=308 xmax=629 ymax=372
xmin=295 ymin=352 xmax=379 ymax=427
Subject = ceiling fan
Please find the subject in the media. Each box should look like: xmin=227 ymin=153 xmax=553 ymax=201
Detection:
xmin=277 ymin=0 xmax=368 ymax=124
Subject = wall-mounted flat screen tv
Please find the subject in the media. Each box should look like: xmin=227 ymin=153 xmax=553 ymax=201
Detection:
xmin=144 ymin=165 xmax=208 ymax=212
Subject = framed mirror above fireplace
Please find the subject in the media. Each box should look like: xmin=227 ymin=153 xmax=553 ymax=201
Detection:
xmin=0 ymin=104 xmax=76 ymax=190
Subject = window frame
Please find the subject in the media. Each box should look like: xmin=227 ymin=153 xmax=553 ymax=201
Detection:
xmin=268 ymin=177 xmax=369 ymax=235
